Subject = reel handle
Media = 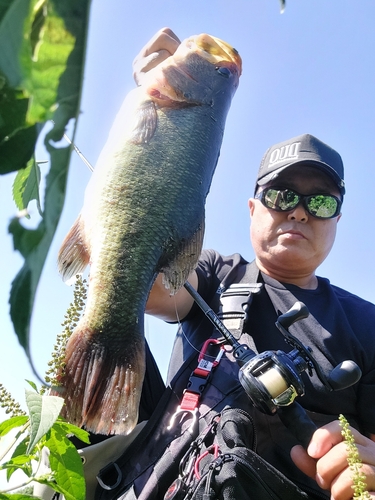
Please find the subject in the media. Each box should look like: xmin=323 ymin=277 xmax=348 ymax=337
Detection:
xmin=277 ymin=302 xmax=362 ymax=391
xmin=277 ymin=302 xmax=309 ymax=329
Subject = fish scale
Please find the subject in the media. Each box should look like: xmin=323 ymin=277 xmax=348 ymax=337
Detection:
xmin=53 ymin=33 xmax=242 ymax=435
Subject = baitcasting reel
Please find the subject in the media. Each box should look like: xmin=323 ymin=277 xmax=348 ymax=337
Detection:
xmin=235 ymin=300 xmax=361 ymax=415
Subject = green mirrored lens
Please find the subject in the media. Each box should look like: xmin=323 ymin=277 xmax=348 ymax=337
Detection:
xmin=306 ymin=195 xmax=338 ymax=218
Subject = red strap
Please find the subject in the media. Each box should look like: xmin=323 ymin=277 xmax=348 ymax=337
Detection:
xmin=179 ymin=391 xmax=200 ymax=411
xmin=170 ymin=339 xmax=225 ymax=425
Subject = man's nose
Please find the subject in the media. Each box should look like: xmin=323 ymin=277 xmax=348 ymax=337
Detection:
xmin=287 ymin=203 xmax=308 ymax=222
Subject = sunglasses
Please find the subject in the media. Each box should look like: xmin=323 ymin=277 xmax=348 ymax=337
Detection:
xmin=255 ymin=187 xmax=342 ymax=219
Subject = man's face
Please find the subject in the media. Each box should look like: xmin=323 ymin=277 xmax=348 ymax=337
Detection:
xmin=248 ymin=165 xmax=342 ymax=282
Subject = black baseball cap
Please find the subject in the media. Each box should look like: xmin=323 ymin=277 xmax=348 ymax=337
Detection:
xmin=255 ymin=134 xmax=345 ymax=195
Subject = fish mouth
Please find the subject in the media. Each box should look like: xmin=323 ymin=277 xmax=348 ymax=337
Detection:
xmin=192 ymin=34 xmax=242 ymax=75
xmin=145 ymin=33 xmax=242 ymax=106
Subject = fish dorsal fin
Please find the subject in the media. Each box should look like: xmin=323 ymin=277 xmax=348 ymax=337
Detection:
xmin=58 ymin=215 xmax=90 ymax=282
xmin=162 ymin=219 xmax=205 ymax=294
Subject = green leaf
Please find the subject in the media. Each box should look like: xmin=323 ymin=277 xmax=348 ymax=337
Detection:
xmin=0 ymin=415 xmax=28 ymax=438
xmin=23 ymin=2 xmax=77 ymax=124
xmin=43 ymin=426 xmax=85 ymax=500
xmin=25 ymin=390 xmax=64 ymax=453
xmin=8 ymin=218 xmax=44 ymax=258
xmin=7 ymin=0 xmax=91 ymax=368
xmin=24 ymin=380 xmax=38 ymax=392
xmin=0 ymin=1 xmax=15 ymax=23
xmin=1 ymin=453 xmax=33 ymax=470
xmin=5 ymin=436 xmax=31 ymax=481
xmin=0 ymin=494 xmax=39 ymax=499
xmin=0 ymin=76 xmax=38 ymax=176
xmin=10 ymin=435 xmax=28 ymax=459
xmin=0 ymin=126 xmax=37 ymax=175
xmin=9 ymin=143 xmax=70 ymax=359
xmin=54 ymin=421 xmax=90 ymax=445
xmin=0 ymin=455 xmax=30 ymax=469
xmin=0 ymin=0 xmax=40 ymax=171
xmin=0 ymin=0 xmax=91 ymax=174
xmin=12 ymin=158 xmax=43 ymax=217
xmin=0 ymin=0 xmax=33 ymax=87
xmin=0 ymin=418 xmax=30 ymax=482
xmin=0 ymin=76 xmax=28 ymax=137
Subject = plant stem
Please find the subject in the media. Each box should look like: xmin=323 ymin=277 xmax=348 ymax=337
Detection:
xmin=0 ymin=421 xmax=30 ymax=462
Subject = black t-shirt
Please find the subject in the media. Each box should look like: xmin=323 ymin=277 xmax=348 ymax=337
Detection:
xmin=166 ymin=249 xmax=375 ymax=497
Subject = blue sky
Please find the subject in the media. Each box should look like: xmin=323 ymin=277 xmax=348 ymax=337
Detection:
xmin=1 ymin=0 xmax=375 ymax=442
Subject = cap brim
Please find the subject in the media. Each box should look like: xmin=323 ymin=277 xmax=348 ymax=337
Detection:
xmin=257 ymin=160 xmax=345 ymax=194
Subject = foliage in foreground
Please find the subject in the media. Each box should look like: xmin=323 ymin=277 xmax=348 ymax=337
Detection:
xmin=0 ymin=0 xmax=91 ymax=373
xmin=0 ymin=385 xmax=89 ymax=500
xmin=0 ymin=277 xmax=88 ymax=499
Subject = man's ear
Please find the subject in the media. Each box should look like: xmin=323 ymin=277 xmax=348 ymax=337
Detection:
xmin=248 ymin=198 xmax=255 ymax=217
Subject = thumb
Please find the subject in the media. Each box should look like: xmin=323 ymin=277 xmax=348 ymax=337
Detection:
xmin=133 ymin=50 xmax=171 ymax=86
xmin=290 ymin=444 xmax=317 ymax=479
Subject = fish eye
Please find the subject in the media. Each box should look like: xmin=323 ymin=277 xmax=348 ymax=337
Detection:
xmin=215 ymin=66 xmax=232 ymax=78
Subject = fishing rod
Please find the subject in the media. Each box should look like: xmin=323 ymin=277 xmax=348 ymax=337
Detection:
xmin=52 ymin=120 xmax=94 ymax=172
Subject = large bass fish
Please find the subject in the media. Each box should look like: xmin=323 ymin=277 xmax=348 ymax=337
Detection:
xmin=55 ymin=33 xmax=242 ymax=435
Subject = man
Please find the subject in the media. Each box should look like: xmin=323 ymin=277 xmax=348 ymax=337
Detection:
xmin=138 ymin=28 xmax=375 ymax=500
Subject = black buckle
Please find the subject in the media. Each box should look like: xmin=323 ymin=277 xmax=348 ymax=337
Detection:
xmin=218 ymin=283 xmax=262 ymax=336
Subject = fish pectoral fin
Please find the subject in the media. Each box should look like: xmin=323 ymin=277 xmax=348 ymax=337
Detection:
xmin=129 ymin=100 xmax=158 ymax=145
xmin=58 ymin=215 xmax=90 ymax=282
xmin=162 ymin=219 xmax=205 ymax=294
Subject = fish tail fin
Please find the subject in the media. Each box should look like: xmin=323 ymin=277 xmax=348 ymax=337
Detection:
xmin=58 ymin=215 xmax=90 ymax=282
xmin=54 ymin=326 xmax=145 ymax=435
xmin=162 ymin=219 xmax=205 ymax=293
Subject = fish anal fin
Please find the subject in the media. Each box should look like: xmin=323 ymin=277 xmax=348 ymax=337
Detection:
xmin=54 ymin=327 xmax=146 ymax=436
xmin=162 ymin=220 xmax=205 ymax=294
xmin=58 ymin=215 xmax=90 ymax=283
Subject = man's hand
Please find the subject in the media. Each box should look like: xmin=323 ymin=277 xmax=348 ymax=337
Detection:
xmin=132 ymin=27 xmax=181 ymax=85
xmin=291 ymin=420 xmax=375 ymax=499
